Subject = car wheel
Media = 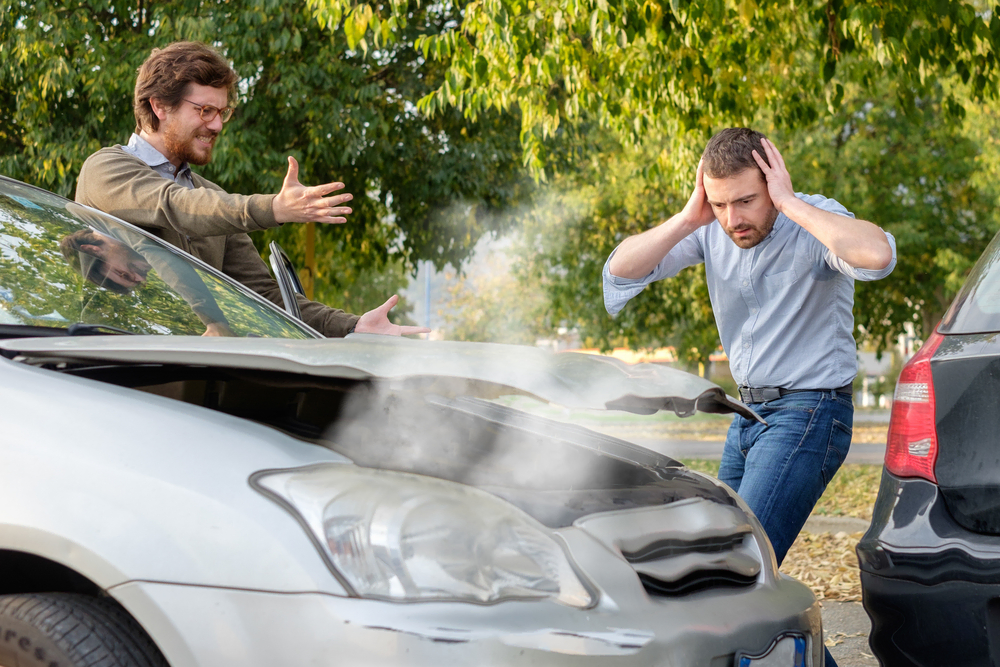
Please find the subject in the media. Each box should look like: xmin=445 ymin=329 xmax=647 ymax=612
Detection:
xmin=0 ymin=593 xmax=168 ymax=667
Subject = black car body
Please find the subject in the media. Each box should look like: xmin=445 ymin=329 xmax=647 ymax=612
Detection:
xmin=858 ymin=229 xmax=1000 ymax=666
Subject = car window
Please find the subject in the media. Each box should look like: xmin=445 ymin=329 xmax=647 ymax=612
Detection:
xmin=940 ymin=230 xmax=1000 ymax=334
xmin=0 ymin=178 xmax=318 ymax=338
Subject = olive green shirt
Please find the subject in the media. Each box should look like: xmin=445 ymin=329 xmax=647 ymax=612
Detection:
xmin=75 ymin=141 xmax=359 ymax=337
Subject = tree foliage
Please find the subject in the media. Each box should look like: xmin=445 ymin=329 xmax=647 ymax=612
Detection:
xmin=0 ymin=0 xmax=533 ymax=315
xmin=309 ymin=0 xmax=1000 ymax=173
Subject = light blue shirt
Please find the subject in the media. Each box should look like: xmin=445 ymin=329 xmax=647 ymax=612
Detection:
xmin=603 ymin=193 xmax=897 ymax=390
xmin=121 ymin=134 xmax=195 ymax=189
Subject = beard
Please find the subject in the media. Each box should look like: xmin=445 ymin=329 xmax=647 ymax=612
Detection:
xmin=725 ymin=206 xmax=780 ymax=249
xmin=161 ymin=119 xmax=218 ymax=166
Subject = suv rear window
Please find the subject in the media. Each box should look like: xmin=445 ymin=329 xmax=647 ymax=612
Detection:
xmin=940 ymin=231 xmax=1000 ymax=334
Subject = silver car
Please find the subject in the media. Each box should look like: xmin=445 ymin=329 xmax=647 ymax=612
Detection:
xmin=0 ymin=175 xmax=821 ymax=667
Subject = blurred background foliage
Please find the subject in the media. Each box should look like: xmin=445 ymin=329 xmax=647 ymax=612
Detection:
xmin=3 ymin=0 xmax=1000 ymax=357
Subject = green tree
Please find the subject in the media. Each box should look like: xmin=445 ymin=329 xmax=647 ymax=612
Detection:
xmin=1 ymin=0 xmax=533 ymax=315
xmin=309 ymin=0 xmax=1000 ymax=174
xmin=785 ymin=85 xmax=1000 ymax=342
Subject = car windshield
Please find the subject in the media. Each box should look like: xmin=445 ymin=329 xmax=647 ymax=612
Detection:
xmin=939 ymin=230 xmax=1000 ymax=335
xmin=0 ymin=177 xmax=318 ymax=339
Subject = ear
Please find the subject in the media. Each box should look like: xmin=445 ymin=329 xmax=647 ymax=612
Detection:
xmin=149 ymin=97 xmax=169 ymax=122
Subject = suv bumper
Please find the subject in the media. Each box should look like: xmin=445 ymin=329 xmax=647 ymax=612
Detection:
xmin=858 ymin=471 xmax=1000 ymax=665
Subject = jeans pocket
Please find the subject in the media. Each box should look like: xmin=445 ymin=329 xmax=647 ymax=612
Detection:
xmin=821 ymin=418 xmax=853 ymax=485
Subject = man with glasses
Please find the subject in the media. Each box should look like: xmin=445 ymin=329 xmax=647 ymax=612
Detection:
xmin=76 ymin=41 xmax=427 ymax=338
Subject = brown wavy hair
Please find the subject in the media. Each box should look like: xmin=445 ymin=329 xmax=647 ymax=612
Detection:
xmin=701 ymin=127 xmax=772 ymax=180
xmin=133 ymin=41 xmax=238 ymax=133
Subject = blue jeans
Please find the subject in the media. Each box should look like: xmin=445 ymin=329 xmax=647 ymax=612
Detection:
xmin=719 ymin=390 xmax=853 ymax=667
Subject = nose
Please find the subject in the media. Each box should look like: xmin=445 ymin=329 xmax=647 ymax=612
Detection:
xmin=726 ymin=204 xmax=741 ymax=225
xmin=207 ymin=113 xmax=224 ymax=133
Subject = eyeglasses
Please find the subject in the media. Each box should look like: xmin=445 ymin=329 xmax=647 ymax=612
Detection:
xmin=182 ymin=99 xmax=234 ymax=124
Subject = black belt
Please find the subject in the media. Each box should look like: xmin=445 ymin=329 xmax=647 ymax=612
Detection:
xmin=738 ymin=384 xmax=853 ymax=404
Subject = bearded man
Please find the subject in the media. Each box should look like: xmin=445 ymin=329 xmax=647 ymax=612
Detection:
xmin=76 ymin=41 xmax=426 ymax=338
xmin=603 ymin=127 xmax=896 ymax=667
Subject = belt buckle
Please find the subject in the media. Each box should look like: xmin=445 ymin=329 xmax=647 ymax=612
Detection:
xmin=761 ymin=387 xmax=782 ymax=401
xmin=739 ymin=387 xmax=781 ymax=403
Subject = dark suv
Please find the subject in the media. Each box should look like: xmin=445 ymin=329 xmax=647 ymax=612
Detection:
xmin=858 ymin=229 xmax=1000 ymax=666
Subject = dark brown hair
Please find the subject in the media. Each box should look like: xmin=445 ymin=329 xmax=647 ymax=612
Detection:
xmin=701 ymin=127 xmax=771 ymax=180
xmin=133 ymin=41 xmax=238 ymax=133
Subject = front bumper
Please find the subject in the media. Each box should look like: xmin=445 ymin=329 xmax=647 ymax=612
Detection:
xmin=110 ymin=577 xmax=820 ymax=667
xmin=858 ymin=471 xmax=1000 ymax=665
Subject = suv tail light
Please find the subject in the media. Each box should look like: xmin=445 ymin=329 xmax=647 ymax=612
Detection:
xmin=884 ymin=330 xmax=944 ymax=482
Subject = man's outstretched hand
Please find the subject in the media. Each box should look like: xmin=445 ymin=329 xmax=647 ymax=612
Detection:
xmin=272 ymin=156 xmax=354 ymax=224
xmin=353 ymin=295 xmax=431 ymax=336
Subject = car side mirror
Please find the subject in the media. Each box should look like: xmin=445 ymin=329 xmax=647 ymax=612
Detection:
xmin=268 ymin=241 xmax=305 ymax=320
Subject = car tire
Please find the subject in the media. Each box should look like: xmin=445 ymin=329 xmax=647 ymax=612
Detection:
xmin=0 ymin=593 xmax=169 ymax=667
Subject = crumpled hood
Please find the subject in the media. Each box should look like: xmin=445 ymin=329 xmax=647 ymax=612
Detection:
xmin=0 ymin=333 xmax=760 ymax=420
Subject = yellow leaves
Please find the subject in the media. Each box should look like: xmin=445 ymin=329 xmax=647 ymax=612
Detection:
xmin=736 ymin=0 xmax=756 ymax=26
xmin=783 ymin=531 xmax=864 ymax=602
xmin=343 ymin=4 xmax=374 ymax=51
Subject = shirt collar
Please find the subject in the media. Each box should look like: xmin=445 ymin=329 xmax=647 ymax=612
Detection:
xmin=124 ymin=133 xmax=192 ymax=181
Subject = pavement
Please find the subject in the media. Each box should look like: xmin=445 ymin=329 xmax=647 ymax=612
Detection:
xmin=823 ymin=600 xmax=878 ymax=666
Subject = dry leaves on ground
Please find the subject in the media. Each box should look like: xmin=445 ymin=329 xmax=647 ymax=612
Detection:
xmin=783 ymin=531 xmax=865 ymax=601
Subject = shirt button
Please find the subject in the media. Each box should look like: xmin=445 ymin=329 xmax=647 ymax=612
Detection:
xmin=743 ymin=342 xmax=750 ymax=349
xmin=751 ymin=308 xmax=758 ymax=314
xmin=742 ymin=280 xmax=749 ymax=287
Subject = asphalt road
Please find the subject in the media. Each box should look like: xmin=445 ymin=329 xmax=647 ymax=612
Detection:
xmin=628 ymin=410 xmax=890 ymax=464
xmin=630 ymin=437 xmax=886 ymax=464
xmin=823 ymin=601 xmax=878 ymax=666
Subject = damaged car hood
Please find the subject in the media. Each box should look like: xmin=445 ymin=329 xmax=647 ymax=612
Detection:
xmin=0 ymin=334 xmax=759 ymax=420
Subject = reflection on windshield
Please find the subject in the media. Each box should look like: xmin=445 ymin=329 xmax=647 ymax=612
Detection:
xmin=0 ymin=178 xmax=317 ymax=339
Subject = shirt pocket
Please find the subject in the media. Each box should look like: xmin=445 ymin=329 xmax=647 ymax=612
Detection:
xmin=760 ymin=253 xmax=809 ymax=291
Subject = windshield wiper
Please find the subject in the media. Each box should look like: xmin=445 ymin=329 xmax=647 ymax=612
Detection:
xmin=67 ymin=323 xmax=136 ymax=336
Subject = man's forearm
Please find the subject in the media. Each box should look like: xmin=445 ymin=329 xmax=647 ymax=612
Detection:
xmin=608 ymin=214 xmax=703 ymax=279
xmin=780 ymin=198 xmax=893 ymax=270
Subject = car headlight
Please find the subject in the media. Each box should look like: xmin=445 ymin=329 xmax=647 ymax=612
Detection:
xmin=252 ymin=464 xmax=594 ymax=608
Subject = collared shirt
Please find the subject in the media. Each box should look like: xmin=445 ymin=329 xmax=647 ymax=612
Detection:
xmin=121 ymin=134 xmax=195 ymax=190
xmin=603 ymin=193 xmax=897 ymax=390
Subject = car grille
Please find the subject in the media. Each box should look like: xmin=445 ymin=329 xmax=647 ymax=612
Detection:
xmin=575 ymin=498 xmax=761 ymax=597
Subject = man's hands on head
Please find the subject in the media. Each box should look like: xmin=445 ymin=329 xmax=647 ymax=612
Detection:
xmin=272 ymin=156 xmax=354 ymax=225
xmin=353 ymin=295 xmax=431 ymax=337
xmin=678 ymin=160 xmax=717 ymax=229
xmin=751 ymin=138 xmax=796 ymax=213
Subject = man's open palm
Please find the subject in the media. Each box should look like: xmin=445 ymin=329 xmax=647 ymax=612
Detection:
xmin=272 ymin=156 xmax=354 ymax=225
xmin=354 ymin=295 xmax=431 ymax=336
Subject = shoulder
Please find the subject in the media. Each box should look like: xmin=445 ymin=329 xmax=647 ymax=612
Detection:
xmin=80 ymin=145 xmax=146 ymax=173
